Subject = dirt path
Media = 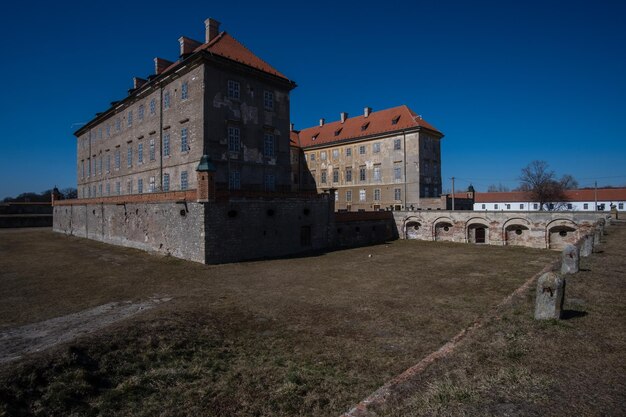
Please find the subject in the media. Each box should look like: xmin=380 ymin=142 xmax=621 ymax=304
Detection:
xmin=0 ymin=296 xmax=171 ymax=364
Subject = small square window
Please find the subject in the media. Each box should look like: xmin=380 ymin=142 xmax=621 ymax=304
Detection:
xmin=332 ymin=149 xmax=339 ymax=159
xmin=359 ymin=145 xmax=366 ymax=155
xmin=373 ymin=143 xmax=381 ymax=153
xmin=394 ymin=139 xmax=401 ymax=150
xmin=346 ymin=148 xmax=352 ymax=157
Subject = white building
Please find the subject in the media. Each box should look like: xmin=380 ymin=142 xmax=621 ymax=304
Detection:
xmin=473 ymin=189 xmax=626 ymax=212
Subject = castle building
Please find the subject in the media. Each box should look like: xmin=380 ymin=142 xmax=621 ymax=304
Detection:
xmin=75 ymin=18 xmax=296 ymax=199
xmin=290 ymin=106 xmax=444 ymax=211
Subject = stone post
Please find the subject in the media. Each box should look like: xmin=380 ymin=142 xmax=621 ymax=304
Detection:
xmin=535 ymin=271 xmax=565 ymax=320
xmin=593 ymin=226 xmax=602 ymax=246
xmin=561 ymin=244 xmax=580 ymax=274
xmin=580 ymin=234 xmax=593 ymax=257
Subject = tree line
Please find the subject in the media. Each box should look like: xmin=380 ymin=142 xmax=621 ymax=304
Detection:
xmin=2 ymin=188 xmax=77 ymax=203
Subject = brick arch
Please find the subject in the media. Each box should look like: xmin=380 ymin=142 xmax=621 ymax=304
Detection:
xmin=433 ymin=216 xmax=454 ymax=242
xmin=465 ymin=217 xmax=490 ymax=244
xmin=546 ymin=218 xmax=578 ymax=250
xmin=403 ymin=216 xmax=424 ymax=239
xmin=502 ymin=217 xmax=532 ymax=246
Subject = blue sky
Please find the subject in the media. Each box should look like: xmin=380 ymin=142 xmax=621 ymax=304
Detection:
xmin=1 ymin=0 xmax=625 ymax=198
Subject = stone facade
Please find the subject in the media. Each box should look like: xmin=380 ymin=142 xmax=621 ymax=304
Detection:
xmin=291 ymin=106 xmax=443 ymax=211
xmin=75 ymin=18 xmax=296 ymax=201
xmin=54 ymin=193 xmax=335 ymax=264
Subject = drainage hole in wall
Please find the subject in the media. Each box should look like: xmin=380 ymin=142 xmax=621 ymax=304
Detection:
xmin=180 ymin=210 xmax=186 ymax=217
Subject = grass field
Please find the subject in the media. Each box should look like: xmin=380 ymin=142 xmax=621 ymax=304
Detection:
xmin=0 ymin=227 xmax=581 ymax=416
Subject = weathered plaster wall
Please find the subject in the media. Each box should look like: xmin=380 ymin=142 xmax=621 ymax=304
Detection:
xmin=394 ymin=210 xmax=607 ymax=249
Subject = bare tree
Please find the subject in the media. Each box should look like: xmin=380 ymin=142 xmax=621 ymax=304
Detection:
xmin=519 ymin=161 xmax=567 ymax=210
xmin=487 ymin=183 xmax=510 ymax=192
xmin=559 ymin=174 xmax=579 ymax=190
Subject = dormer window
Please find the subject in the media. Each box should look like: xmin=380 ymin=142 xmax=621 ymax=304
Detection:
xmin=334 ymin=127 xmax=343 ymax=136
xmin=312 ymin=133 xmax=319 ymax=141
xmin=392 ymin=115 xmax=401 ymax=125
xmin=361 ymin=122 xmax=370 ymax=131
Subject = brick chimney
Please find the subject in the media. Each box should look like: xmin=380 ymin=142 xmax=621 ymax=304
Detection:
xmin=133 ymin=77 xmax=147 ymax=89
xmin=154 ymin=57 xmax=174 ymax=75
xmin=319 ymin=118 xmax=325 ymax=126
xmin=205 ymin=18 xmax=221 ymax=43
xmin=364 ymin=107 xmax=372 ymax=118
xmin=179 ymin=36 xmax=202 ymax=57
xmin=340 ymin=112 xmax=348 ymax=123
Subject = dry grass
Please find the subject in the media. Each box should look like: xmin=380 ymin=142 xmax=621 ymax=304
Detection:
xmin=376 ymin=222 xmax=626 ymax=417
xmin=0 ymin=228 xmax=555 ymax=416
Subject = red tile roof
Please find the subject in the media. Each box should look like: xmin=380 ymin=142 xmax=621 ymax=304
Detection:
xmin=194 ymin=32 xmax=289 ymax=80
xmin=290 ymin=130 xmax=301 ymax=147
xmin=475 ymin=189 xmax=626 ymax=203
xmin=291 ymin=105 xmax=442 ymax=149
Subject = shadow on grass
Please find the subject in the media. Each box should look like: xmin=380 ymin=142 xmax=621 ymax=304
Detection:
xmin=561 ymin=310 xmax=588 ymax=320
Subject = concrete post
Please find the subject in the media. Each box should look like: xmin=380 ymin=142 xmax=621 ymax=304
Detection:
xmin=535 ymin=271 xmax=565 ymax=320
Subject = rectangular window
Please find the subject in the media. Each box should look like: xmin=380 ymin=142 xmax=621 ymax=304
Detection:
xmin=374 ymin=189 xmax=381 ymax=201
xmin=320 ymin=151 xmax=327 ymax=160
xmin=619 ymin=203 xmax=624 ymax=210
xmin=583 ymin=203 xmax=589 ymax=209
xmin=321 ymin=171 xmax=327 ymax=184
xmin=264 ymin=134 xmax=275 ymax=157
xmin=359 ymin=189 xmax=366 ymax=202
xmin=359 ymin=145 xmax=366 ymax=155
xmin=310 ymin=153 xmax=316 ymax=161
xmin=346 ymin=190 xmax=352 ymax=202
xmin=98 ymin=184 xmax=102 ymax=196
xmin=127 ymin=146 xmax=133 ymax=168
xmin=495 ymin=204 xmax=499 ymax=209
xmin=115 ymin=182 xmax=121 ymax=195
xmin=138 ymin=178 xmax=143 ymax=194
xmin=115 ymin=150 xmax=120 ymax=169
xmin=346 ymin=167 xmax=352 ymax=182
xmin=127 ymin=180 xmax=133 ymax=195
xmin=520 ymin=204 xmax=524 ymax=209
xmin=394 ymin=139 xmax=401 ymax=150
xmin=180 ymin=171 xmax=188 ymax=190
xmin=373 ymin=142 xmax=381 ymax=153
xmin=163 ymin=173 xmax=170 ymax=192
xmin=264 ymin=173 xmax=276 ymax=191
xmin=149 ymin=139 xmax=155 ymax=161
xmin=81 ymin=160 xmax=85 ymax=178
xmin=335 ymin=192 xmax=339 ymax=202
xmin=127 ymin=110 xmax=133 ymax=127
xmin=567 ymin=203 xmax=573 ymax=209
xmin=359 ymin=165 xmax=366 ymax=182
xmin=106 ymin=183 xmax=110 ymax=196
xmin=533 ymin=203 xmax=539 ymax=209
xmin=181 ymin=82 xmax=188 ymax=100
xmin=106 ymin=155 xmax=110 ymax=173
xmin=116 ymin=118 xmax=121 ymax=132
xmin=138 ymin=143 xmax=143 ymax=164
xmin=506 ymin=204 xmax=511 ymax=209
xmin=229 ymin=171 xmax=241 ymax=190
xmin=482 ymin=204 xmax=486 ymax=209
xmin=373 ymin=164 xmax=381 ymax=182
xmin=150 ymin=98 xmax=156 ymax=115
xmin=106 ymin=125 xmax=111 ymax=137
xmin=98 ymin=157 xmax=103 ymax=175
xmin=333 ymin=168 xmax=339 ymax=183
xmin=346 ymin=148 xmax=352 ymax=157
xmin=332 ymin=149 xmax=339 ymax=159
xmin=228 ymin=127 xmax=240 ymax=151
xmin=181 ymin=128 xmax=188 ymax=152
xmin=394 ymin=164 xmax=402 ymax=180
xmin=228 ymin=80 xmax=240 ymax=99
xmin=138 ymin=105 xmax=144 ymax=121
xmin=164 ymin=91 xmax=170 ymax=109
xmin=264 ymin=90 xmax=274 ymax=110
xmin=87 ymin=159 xmax=91 ymax=177
xmin=149 ymin=176 xmax=155 ymax=192
xmin=163 ymin=134 xmax=170 ymax=157
xmin=394 ymin=188 xmax=401 ymax=200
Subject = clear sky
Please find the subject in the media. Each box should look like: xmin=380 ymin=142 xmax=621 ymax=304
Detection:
xmin=1 ymin=0 xmax=625 ymax=199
